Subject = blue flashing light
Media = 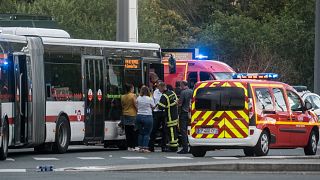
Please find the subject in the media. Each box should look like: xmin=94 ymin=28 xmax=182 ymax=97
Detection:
xmin=3 ymin=61 xmax=8 ymax=65
xmin=195 ymin=54 xmax=208 ymax=60
xmin=232 ymin=73 xmax=279 ymax=80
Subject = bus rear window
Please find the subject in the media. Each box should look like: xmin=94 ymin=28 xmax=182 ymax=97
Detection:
xmin=195 ymin=87 xmax=245 ymax=111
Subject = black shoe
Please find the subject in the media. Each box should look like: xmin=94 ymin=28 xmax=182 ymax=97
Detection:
xmin=177 ymin=149 xmax=188 ymax=154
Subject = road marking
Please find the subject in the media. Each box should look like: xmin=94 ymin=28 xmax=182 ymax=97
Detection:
xmin=121 ymin=157 xmax=148 ymax=160
xmin=77 ymin=157 xmax=105 ymax=160
xmin=212 ymin=157 xmax=239 ymax=160
xmin=6 ymin=158 xmax=15 ymax=161
xmin=165 ymin=156 xmax=193 ymax=160
xmin=0 ymin=169 xmax=26 ymax=173
xmin=33 ymin=157 xmax=59 ymax=161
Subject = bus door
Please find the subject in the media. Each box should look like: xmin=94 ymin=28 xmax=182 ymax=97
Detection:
xmin=82 ymin=56 xmax=105 ymax=142
xmin=13 ymin=54 xmax=31 ymax=144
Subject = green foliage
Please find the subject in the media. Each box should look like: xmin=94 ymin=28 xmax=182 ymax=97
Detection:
xmin=16 ymin=0 xmax=117 ymax=40
xmin=0 ymin=0 xmax=316 ymax=87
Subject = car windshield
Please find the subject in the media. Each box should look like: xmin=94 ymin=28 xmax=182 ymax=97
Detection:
xmin=212 ymin=72 xmax=234 ymax=80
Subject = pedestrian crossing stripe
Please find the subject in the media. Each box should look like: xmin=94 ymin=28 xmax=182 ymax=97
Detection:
xmin=212 ymin=157 xmax=239 ymax=160
xmin=165 ymin=156 xmax=193 ymax=159
xmin=33 ymin=157 xmax=59 ymax=161
xmin=0 ymin=169 xmax=26 ymax=173
xmin=5 ymin=158 xmax=15 ymax=161
xmin=121 ymin=157 xmax=148 ymax=160
xmin=77 ymin=157 xmax=105 ymax=160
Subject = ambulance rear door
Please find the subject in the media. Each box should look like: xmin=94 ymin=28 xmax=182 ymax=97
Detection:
xmin=191 ymin=81 xmax=249 ymax=139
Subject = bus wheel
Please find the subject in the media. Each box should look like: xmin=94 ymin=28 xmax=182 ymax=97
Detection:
xmin=304 ymin=130 xmax=318 ymax=155
xmin=243 ymin=147 xmax=255 ymax=156
xmin=254 ymin=130 xmax=270 ymax=156
xmin=53 ymin=116 xmax=70 ymax=154
xmin=190 ymin=146 xmax=206 ymax=157
xmin=0 ymin=119 xmax=9 ymax=160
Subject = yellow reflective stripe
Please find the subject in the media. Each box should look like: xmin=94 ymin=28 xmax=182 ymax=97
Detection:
xmin=234 ymin=82 xmax=247 ymax=96
xmin=234 ymin=120 xmax=248 ymax=131
xmin=224 ymin=131 xmax=231 ymax=138
xmin=158 ymin=102 xmax=167 ymax=108
xmin=222 ymin=82 xmax=231 ymax=87
xmin=207 ymin=134 xmax=214 ymax=138
xmin=218 ymin=119 xmax=225 ymax=128
xmin=224 ymin=119 xmax=243 ymax=138
xmin=238 ymin=110 xmax=249 ymax=122
xmin=256 ymin=121 xmax=320 ymax=125
xmin=218 ymin=131 xmax=224 ymax=138
xmin=207 ymin=111 xmax=224 ymax=126
xmin=226 ymin=111 xmax=237 ymax=119
xmin=196 ymin=134 xmax=202 ymax=138
xmin=192 ymin=111 xmax=201 ymax=120
xmin=191 ymin=127 xmax=196 ymax=135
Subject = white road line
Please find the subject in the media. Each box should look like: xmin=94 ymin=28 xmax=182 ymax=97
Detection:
xmin=0 ymin=169 xmax=26 ymax=173
xmin=165 ymin=156 xmax=193 ymax=160
xmin=77 ymin=157 xmax=105 ymax=160
xmin=213 ymin=157 xmax=239 ymax=160
xmin=33 ymin=157 xmax=59 ymax=161
xmin=6 ymin=158 xmax=15 ymax=161
xmin=121 ymin=157 xmax=148 ymax=160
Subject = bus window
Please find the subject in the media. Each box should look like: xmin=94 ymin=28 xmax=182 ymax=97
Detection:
xmin=200 ymin=71 xmax=214 ymax=81
xmin=187 ymin=72 xmax=197 ymax=89
xmin=105 ymin=58 xmax=124 ymax=121
xmin=0 ymin=58 xmax=11 ymax=102
xmin=44 ymin=53 xmax=82 ymax=101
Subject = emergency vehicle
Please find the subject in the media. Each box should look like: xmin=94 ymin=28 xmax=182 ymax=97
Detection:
xmin=162 ymin=59 xmax=235 ymax=89
xmin=189 ymin=73 xmax=320 ymax=157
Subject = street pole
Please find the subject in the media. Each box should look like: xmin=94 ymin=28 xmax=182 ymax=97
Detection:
xmin=315 ymin=0 xmax=320 ymax=94
xmin=116 ymin=0 xmax=138 ymax=42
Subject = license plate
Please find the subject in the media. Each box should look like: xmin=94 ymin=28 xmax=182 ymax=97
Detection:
xmin=196 ymin=128 xmax=219 ymax=134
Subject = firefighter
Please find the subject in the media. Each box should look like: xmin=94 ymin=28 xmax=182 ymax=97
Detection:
xmin=157 ymin=82 xmax=179 ymax=152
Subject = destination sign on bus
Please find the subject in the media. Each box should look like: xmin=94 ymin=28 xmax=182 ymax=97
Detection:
xmin=125 ymin=59 xmax=140 ymax=69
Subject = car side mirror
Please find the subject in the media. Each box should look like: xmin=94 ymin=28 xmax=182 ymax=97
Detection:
xmin=305 ymin=101 xmax=313 ymax=111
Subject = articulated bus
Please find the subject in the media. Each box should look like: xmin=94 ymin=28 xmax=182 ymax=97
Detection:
xmin=0 ymin=28 xmax=162 ymax=160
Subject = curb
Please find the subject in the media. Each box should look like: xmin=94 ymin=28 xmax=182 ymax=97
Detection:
xmin=56 ymin=160 xmax=320 ymax=172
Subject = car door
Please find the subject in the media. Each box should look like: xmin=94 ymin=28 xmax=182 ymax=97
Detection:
xmin=286 ymin=90 xmax=309 ymax=146
xmin=307 ymin=94 xmax=320 ymax=118
xmin=272 ymin=88 xmax=291 ymax=146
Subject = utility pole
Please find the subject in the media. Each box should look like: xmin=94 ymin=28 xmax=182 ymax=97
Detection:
xmin=315 ymin=0 xmax=320 ymax=94
xmin=116 ymin=0 xmax=138 ymax=42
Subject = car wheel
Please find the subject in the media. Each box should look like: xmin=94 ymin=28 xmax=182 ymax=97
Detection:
xmin=254 ymin=130 xmax=270 ymax=156
xmin=190 ymin=146 xmax=206 ymax=157
xmin=243 ymin=147 xmax=255 ymax=156
xmin=0 ymin=119 xmax=9 ymax=160
xmin=304 ymin=130 xmax=318 ymax=155
xmin=53 ymin=116 xmax=70 ymax=154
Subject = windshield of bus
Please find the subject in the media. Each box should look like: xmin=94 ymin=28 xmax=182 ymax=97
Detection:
xmin=212 ymin=72 xmax=234 ymax=80
xmin=195 ymin=87 xmax=245 ymax=111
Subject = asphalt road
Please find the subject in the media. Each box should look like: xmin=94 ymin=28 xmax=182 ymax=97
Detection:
xmin=0 ymin=145 xmax=319 ymax=180
xmin=0 ymin=145 xmax=319 ymax=171
xmin=1 ymin=171 xmax=320 ymax=180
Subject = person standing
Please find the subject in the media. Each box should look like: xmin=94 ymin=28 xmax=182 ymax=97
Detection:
xmin=149 ymin=81 xmax=168 ymax=152
xmin=158 ymin=82 xmax=179 ymax=152
xmin=136 ymin=86 xmax=155 ymax=153
xmin=121 ymin=84 xmax=138 ymax=151
xmin=177 ymin=81 xmax=193 ymax=154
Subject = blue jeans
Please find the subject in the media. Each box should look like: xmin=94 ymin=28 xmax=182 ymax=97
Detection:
xmin=136 ymin=114 xmax=153 ymax=148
